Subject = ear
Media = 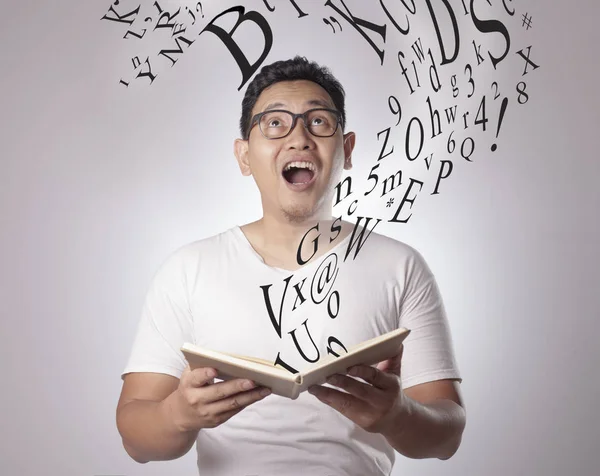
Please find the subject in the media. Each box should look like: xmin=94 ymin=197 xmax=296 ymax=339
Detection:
xmin=234 ymin=138 xmax=252 ymax=176
xmin=342 ymin=131 xmax=356 ymax=170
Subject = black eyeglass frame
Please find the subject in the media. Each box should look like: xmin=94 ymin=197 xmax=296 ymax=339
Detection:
xmin=247 ymin=108 xmax=344 ymax=140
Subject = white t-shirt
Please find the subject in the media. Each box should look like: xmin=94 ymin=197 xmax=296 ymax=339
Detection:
xmin=122 ymin=225 xmax=462 ymax=475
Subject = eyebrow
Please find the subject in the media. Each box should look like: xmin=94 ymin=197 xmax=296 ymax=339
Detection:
xmin=262 ymin=99 xmax=334 ymax=112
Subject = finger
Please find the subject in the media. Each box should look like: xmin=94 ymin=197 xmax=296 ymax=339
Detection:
xmin=394 ymin=345 xmax=404 ymax=365
xmin=205 ymin=385 xmax=271 ymax=416
xmin=378 ymin=354 xmax=402 ymax=373
xmin=326 ymin=373 xmax=381 ymax=401
xmin=347 ymin=364 xmax=398 ymax=390
xmin=185 ymin=367 xmax=217 ymax=388
xmin=200 ymin=377 xmax=261 ymax=404
xmin=210 ymin=406 xmax=244 ymax=424
xmin=387 ymin=352 xmax=403 ymax=374
xmin=376 ymin=345 xmax=404 ymax=372
xmin=308 ymin=384 xmax=367 ymax=417
xmin=376 ymin=359 xmax=391 ymax=372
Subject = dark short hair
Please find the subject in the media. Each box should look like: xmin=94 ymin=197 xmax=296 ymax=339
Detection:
xmin=239 ymin=55 xmax=346 ymax=140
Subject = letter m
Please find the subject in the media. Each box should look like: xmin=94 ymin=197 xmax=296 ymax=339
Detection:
xmin=381 ymin=169 xmax=403 ymax=197
xmin=159 ymin=36 xmax=196 ymax=66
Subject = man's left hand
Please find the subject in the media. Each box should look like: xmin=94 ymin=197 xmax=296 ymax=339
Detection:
xmin=307 ymin=344 xmax=408 ymax=435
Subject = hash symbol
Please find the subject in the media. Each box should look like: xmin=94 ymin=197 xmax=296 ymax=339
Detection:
xmin=386 ymin=198 xmax=394 ymax=207
xmin=521 ymin=12 xmax=533 ymax=30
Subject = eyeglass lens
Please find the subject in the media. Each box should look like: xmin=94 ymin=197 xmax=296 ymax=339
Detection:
xmin=259 ymin=110 xmax=338 ymax=139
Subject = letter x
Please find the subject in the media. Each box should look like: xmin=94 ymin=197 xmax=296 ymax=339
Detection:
xmin=516 ymin=46 xmax=540 ymax=76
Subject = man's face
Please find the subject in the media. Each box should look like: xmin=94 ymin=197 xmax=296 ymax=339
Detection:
xmin=234 ymin=80 xmax=355 ymax=222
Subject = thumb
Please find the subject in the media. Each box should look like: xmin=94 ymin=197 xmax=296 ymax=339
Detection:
xmin=377 ymin=344 xmax=404 ymax=373
xmin=376 ymin=359 xmax=391 ymax=372
xmin=184 ymin=366 xmax=216 ymax=388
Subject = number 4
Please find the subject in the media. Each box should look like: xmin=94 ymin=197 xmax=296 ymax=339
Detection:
xmin=475 ymin=95 xmax=488 ymax=131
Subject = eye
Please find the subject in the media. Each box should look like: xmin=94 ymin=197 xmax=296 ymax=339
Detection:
xmin=308 ymin=110 xmax=337 ymax=129
xmin=261 ymin=112 xmax=288 ymax=129
xmin=310 ymin=114 xmax=333 ymax=127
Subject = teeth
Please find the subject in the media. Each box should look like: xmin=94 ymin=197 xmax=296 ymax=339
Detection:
xmin=284 ymin=161 xmax=315 ymax=172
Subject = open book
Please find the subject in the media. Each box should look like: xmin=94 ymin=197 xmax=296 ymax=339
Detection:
xmin=180 ymin=327 xmax=410 ymax=400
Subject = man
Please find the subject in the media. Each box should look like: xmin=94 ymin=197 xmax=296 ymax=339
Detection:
xmin=117 ymin=56 xmax=465 ymax=475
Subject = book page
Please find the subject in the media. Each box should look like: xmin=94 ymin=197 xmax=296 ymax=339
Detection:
xmin=298 ymin=328 xmax=410 ymax=389
xmin=220 ymin=351 xmax=278 ymax=368
xmin=181 ymin=343 xmax=294 ymax=381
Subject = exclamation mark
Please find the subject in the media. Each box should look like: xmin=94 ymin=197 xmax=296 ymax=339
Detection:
xmin=491 ymin=97 xmax=508 ymax=152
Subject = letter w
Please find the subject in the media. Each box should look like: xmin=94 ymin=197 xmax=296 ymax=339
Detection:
xmin=445 ymin=105 xmax=457 ymax=124
xmin=343 ymin=217 xmax=381 ymax=262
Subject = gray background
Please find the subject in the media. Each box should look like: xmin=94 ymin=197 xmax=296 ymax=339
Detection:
xmin=1 ymin=1 xmax=598 ymax=475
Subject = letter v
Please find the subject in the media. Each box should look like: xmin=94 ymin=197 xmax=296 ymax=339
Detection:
xmin=259 ymin=275 xmax=293 ymax=338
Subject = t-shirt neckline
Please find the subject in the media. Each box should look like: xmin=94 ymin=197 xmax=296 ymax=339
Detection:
xmin=232 ymin=225 xmax=353 ymax=273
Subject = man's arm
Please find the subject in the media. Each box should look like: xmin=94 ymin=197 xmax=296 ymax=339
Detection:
xmin=381 ymin=379 xmax=466 ymax=460
xmin=117 ymin=367 xmax=272 ymax=463
xmin=116 ymin=372 xmax=197 ymax=464
xmin=309 ymin=368 xmax=466 ymax=461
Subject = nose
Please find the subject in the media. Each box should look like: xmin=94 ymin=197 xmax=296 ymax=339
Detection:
xmin=285 ymin=116 xmax=315 ymax=149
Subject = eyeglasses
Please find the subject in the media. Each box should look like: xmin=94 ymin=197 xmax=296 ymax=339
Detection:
xmin=248 ymin=108 xmax=343 ymax=140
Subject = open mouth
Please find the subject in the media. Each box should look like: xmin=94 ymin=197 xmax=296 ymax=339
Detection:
xmin=282 ymin=161 xmax=316 ymax=185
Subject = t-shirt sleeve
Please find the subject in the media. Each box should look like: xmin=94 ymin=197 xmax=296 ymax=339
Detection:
xmin=121 ymin=247 xmax=195 ymax=381
xmin=398 ymin=249 xmax=462 ymax=390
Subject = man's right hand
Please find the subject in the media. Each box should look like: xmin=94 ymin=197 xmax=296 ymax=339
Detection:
xmin=166 ymin=365 xmax=272 ymax=432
